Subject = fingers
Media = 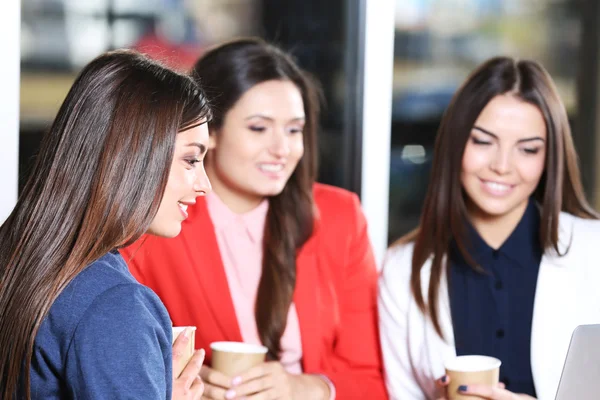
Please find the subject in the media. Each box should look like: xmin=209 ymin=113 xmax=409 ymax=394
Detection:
xmin=172 ymin=328 xmax=194 ymax=379
xmin=230 ymin=375 xmax=274 ymax=398
xmin=179 ymin=349 xmax=206 ymax=387
xmin=202 ymin=382 xmax=228 ymax=400
xmin=457 ymin=384 xmax=516 ymax=399
xmin=238 ymin=361 xmax=279 ymax=384
xmin=190 ymin=376 xmax=205 ymax=400
xmin=436 ymin=375 xmax=450 ymax=388
xmin=244 ymin=387 xmax=278 ymax=400
xmin=199 ymin=365 xmax=236 ymax=389
xmin=173 ymin=327 xmax=193 ymax=358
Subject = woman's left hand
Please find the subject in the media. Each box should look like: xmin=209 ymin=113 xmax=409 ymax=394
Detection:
xmin=457 ymin=384 xmax=536 ymax=399
xmin=224 ymin=361 xmax=330 ymax=400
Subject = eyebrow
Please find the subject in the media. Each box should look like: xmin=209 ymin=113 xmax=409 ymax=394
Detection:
xmin=186 ymin=142 xmax=207 ymax=155
xmin=473 ymin=125 xmax=546 ymax=143
xmin=244 ymin=114 xmax=306 ymax=123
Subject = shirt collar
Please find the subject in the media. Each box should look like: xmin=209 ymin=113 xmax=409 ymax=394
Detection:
xmin=205 ymin=191 xmax=269 ymax=243
xmin=453 ymin=198 xmax=541 ymax=269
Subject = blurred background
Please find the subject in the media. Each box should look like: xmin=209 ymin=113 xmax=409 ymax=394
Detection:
xmin=14 ymin=0 xmax=600 ymax=253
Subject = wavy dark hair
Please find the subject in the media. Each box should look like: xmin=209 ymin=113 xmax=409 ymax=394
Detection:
xmin=192 ymin=37 xmax=320 ymax=359
xmin=394 ymin=57 xmax=598 ymax=337
xmin=0 ymin=49 xmax=211 ymax=398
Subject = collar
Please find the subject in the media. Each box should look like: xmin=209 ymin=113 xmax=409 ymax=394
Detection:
xmin=205 ymin=191 xmax=269 ymax=243
xmin=453 ymin=198 xmax=542 ymax=269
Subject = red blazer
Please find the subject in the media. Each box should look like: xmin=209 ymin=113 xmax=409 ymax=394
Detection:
xmin=121 ymin=183 xmax=388 ymax=399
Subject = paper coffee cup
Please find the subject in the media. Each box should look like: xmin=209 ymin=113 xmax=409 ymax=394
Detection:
xmin=444 ymin=355 xmax=501 ymax=400
xmin=210 ymin=341 xmax=268 ymax=377
xmin=172 ymin=326 xmax=197 ymax=377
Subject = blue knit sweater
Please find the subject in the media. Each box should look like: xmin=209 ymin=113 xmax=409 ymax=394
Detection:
xmin=26 ymin=251 xmax=173 ymax=399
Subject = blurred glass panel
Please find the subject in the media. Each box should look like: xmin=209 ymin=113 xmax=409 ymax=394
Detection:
xmin=388 ymin=0 xmax=581 ymax=242
xmin=20 ymin=0 xmax=363 ymax=194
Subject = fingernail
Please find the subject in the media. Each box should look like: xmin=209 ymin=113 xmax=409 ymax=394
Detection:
xmin=196 ymin=349 xmax=205 ymax=365
xmin=231 ymin=376 xmax=242 ymax=386
xmin=458 ymin=385 xmax=468 ymax=392
xmin=441 ymin=375 xmax=447 ymax=383
xmin=183 ymin=327 xmax=190 ymax=338
xmin=225 ymin=389 xmax=236 ymax=399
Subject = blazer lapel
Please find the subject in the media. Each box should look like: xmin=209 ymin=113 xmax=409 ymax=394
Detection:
xmin=294 ymin=234 xmax=321 ymax=371
xmin=418 ymin=260 xmax=457 ymax=397
xmin=530 ymin=215 xmax=576 ymax=400
xmin=188 ymin=200 xmax=243 ymax=342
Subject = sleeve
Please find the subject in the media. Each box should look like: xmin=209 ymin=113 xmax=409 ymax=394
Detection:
xmin=322 ymin=193 xmax=388 ymax=400
xmin=64 ymin=284 xmax=173 ymax=399
xmin=378 ymin=246 xmax=427 ymax=400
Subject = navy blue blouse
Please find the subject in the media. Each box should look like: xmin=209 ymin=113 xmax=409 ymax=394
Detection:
xmin=449 ymin=199 xmax=541 ymax=397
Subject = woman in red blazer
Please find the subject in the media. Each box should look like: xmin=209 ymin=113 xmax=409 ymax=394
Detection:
xmin=122 ymin=38 xmax=387 ymax=400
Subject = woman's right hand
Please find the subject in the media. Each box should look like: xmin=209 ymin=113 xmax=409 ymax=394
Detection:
xmin=172 ymin=328 xmax=206 ymax=399
xmin=199 ymin=365 xmax=241 ymax=400
xmin=435 ymin=375 xmax=535 ymax=400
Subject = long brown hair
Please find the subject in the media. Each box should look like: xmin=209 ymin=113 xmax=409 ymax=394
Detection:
xmin=0 ymin=49 xmax=211 ymax=398
xmin=192 ymin=38 xmax=320 ymax=359
xmin=395 ymin=57 xmax=597 ymax=337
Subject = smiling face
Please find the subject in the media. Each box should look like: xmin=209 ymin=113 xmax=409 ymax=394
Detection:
xmin=206 ymin=79 xmax=305 ymax=213
xmin=460 ymin=94 xmax=547 ymax=224
xmin=147 ymin=123 xmax=211 ymax=237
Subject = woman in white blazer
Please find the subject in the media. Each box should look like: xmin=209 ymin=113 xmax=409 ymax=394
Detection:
xmin=379 ymin=57 xmax=600 ymax=400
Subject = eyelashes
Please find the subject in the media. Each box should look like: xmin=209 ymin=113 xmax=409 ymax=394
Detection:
xmin=248 ymin=126 xmax=304 ymax=134
xmin=471 ymin=137 xmax=542 ymax=155
xmin=471 ymin=137 xmax=492 ymax=145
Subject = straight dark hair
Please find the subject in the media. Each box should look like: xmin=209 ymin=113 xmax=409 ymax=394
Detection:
xmin=0 ymin=49 xmax=211 ymax=398
xmin=394 ymin=57 xmax=597 ymax=337
xmin=192 ymin=37 xmax=320 ymax=359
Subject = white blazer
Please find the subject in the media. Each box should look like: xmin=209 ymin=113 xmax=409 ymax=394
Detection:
xmin=379 ymin=212 xmax=600 ymax=400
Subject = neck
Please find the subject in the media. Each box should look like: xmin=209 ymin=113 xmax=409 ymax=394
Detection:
xmin=206 ymin=165 xmax=265 ymax=214
xmin=467 ymin=200 xmax=529 ymax=250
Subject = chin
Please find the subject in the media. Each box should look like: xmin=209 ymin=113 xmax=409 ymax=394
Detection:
xmin=260 ymin=183 xmax=288 ymax=196
xmin=473 ymin=201 xmax=522 ymax=219
xmin=147 ymin=223 xmax=182 ymax=238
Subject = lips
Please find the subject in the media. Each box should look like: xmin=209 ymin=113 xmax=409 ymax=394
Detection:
xmin=480 ymin=179 xmax=515 ymax=196
xmin=258 ymin=163 xmax=284 ymax=173
xmin=178 ymin=201 xmax=195 ymax=219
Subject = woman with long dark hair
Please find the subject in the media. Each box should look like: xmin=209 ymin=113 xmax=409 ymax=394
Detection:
xmin=122 ymin=38 xmax=387 ymax=399
xmin=379 ymin=57 xmax=600 ymax=400
xmin=0 ymin=49 xmax=212 ymax=399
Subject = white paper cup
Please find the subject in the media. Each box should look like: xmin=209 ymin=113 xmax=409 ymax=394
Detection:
xmin=444 ymin=355 xmax=502 ymax=400
xmin=172 ymin=326 xmax=197 ymax=377
xmin=210 ymin=341 xmax=268 ymax=377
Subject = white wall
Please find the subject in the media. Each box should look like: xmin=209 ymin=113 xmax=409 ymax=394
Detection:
xmin=0 ymin=2 xmax=20 ymax=224
xmin=361 ymin=0 xmax=395 ymax=267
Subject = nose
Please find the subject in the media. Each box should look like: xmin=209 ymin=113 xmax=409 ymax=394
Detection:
xmin=269 ymin=131 xmax=291 ymax=158
xmin=490 ymin=147 xmax=512 ymax=175
xmin=193 ymin=167 xmax=212 ymax=196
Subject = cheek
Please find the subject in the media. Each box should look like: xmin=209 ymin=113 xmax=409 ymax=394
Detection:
xmin=461 ymin=144 xmax=487 ymax=176
xmin=290 ymin=139 xmax=304 ymax=161
xmin=165 ymin=166 xmax=193 ymax=196
xmin=519 ymin=155 xmax=546 ymax=184
xmin=217 ymin=137 xmax=259 ymax=164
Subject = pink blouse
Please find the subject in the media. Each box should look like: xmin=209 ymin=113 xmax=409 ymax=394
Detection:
xmin=205 ymin=191 xmax=303 ymax=374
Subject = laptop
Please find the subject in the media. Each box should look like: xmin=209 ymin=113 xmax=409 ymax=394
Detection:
xmin=555 ymin=324 xmax=600 ymax=400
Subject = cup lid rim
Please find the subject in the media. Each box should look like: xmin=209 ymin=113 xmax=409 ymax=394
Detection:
xmin=210 ymin=341 xmax=269 ymax=354
xmin=444 ymin=355 xmax=502 ymax=372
